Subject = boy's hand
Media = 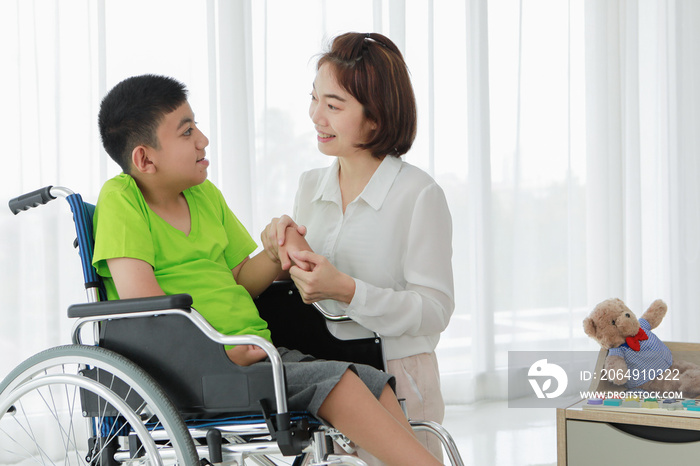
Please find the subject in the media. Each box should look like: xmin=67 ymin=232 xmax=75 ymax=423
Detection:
xmin=280 ymin=227 xmax=314 ymax=271
xmin=225 ymin=345 xmax=268 ymax=366
xmin=261 ymin=215 xmax=307 ymax=270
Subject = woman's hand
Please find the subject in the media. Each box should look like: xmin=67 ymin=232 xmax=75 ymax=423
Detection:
xmin=261 ymin=215 xmax=307 ymax=270
xmin=289 ymin=250 xmax=356 ymax=304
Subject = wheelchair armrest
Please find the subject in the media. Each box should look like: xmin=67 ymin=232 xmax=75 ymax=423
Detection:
xmin=312 ymin=301 xmax=352 ymax=322
xmin=67 ymin=294 xmax=193 ymax=318
xmin=264 ymin=280 xmax=352 ymax=322
xmin=75 ymin=303 xmax=291 ymax=419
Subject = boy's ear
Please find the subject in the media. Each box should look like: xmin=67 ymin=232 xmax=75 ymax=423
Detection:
xmin=131 ymin=146 xmax=156 ymax=174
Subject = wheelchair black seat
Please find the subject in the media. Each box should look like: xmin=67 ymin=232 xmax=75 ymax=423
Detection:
xmin=255 ymin=280 xmax=385 ymax=371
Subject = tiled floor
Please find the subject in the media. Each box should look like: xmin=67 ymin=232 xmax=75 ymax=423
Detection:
xmin=442 ymin=401 xmax=557 ymax=466
xmin=268 ymin=400 xmax=557 ymax=465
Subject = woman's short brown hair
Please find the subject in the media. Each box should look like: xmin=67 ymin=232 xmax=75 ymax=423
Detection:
xmin=317 ymin=32 xmax=417 ymax=158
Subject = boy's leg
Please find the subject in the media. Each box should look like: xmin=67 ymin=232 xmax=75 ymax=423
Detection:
xmin=377 ymin=384 xmax=415 ymax=434
xmin=317 ymin=369 xmax=442 ymax=466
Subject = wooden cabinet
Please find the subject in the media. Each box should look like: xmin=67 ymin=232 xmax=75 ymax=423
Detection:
xmin=557 ymin=342 xmax=700 ymax=465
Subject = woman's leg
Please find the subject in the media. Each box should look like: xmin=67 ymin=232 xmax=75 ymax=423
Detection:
xmin=317 ymin=369 xmax=442 ymax=466
xmin=387 ymin=353 xmax=445 ymax=460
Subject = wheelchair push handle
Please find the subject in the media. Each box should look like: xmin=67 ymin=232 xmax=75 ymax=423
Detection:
xmin=9 ymin=186 xmax=55 ymax=215
xmin=8 ymin=185 xmax=76 ymax=215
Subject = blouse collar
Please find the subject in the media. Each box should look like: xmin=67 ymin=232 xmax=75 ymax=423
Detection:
xmin=312 ymin=156 xmax=403 ymax=211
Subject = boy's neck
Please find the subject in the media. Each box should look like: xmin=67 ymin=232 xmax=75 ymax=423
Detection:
xmin=132 ymin=176 xmax=185 ymax=208
xmin=133 ymin=177 xmax=192 ymax=235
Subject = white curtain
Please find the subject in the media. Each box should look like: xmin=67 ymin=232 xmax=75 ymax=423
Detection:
xmin=1 ymin=0 xmax=698 ymax=405
xmin=584 ymin=0 xmax=700 ymax=345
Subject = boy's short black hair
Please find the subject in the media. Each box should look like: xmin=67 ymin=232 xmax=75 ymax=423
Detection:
xmin=98 ymin=74 xmax=188 ymax=173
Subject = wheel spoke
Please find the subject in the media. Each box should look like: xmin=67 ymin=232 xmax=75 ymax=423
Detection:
xmin=16 ymin=398 xmax=56 ymax=464
xmin=39 ymin=380 xmax=83 ymax=458
xmin=0 ymin=345 xmax=198 ymax=464
xmin=0 ymin=424 xmax=47 ymax=464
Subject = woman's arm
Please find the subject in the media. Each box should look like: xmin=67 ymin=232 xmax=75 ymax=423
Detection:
xmin=290 ymin=182 xmax=454 ymax=337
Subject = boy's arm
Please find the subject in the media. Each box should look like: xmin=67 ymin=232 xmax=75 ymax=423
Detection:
xmin=109 ymin=256 xmax=267 ymax=367
xmin=107 ymin=257 xmax=165 ymax=299
xmin=232 ymin=253 xmax=282 ymax=299
xmin=234 ymin=228 xmax=313 ymax=297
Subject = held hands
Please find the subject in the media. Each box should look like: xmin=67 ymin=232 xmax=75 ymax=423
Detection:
xmin=261 ymin=215 xmax=311 ymax=271
xmin=289 ymin=251 xmax=356 ymax=305
xmin=261 ymin=216 xmax=355 ymax=304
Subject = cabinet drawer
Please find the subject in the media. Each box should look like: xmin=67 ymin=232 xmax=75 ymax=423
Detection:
xmin=567 ymin=420 xmax=700 ymax=466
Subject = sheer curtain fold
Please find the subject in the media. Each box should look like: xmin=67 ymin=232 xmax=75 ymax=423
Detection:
xmin=584 ymin=0 xmax=625 ymax=305
xmin=2 ymin=0 xmax=700 ymax=405
xmin=669 ymin=0 xmax=700 ymax=341
xmin=465 ymin=0 xmax=497 ymax=401
xmin=207 ymin=0 xmax=257 ymax=229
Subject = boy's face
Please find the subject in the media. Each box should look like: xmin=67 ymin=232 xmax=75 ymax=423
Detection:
xmin=148 ymin=101 xmax=209 ymax=190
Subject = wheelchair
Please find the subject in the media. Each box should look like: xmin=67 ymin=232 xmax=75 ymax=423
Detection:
xmin=0 ymin=186 xmax=465 ymax=466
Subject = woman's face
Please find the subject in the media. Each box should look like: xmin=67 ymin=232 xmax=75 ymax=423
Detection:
xmin=309 ymin=63 xmax=376 ymax=158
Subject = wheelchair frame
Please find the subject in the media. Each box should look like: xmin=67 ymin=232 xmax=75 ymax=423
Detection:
xmin=1 ymin=186 xmax=465 ymax=466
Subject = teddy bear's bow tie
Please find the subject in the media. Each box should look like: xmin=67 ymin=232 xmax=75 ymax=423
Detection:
xmin=625 ymin=328 xmax=648 ymax=351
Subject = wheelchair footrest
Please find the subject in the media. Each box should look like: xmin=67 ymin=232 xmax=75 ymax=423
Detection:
xmin=259 ymin=399 xmax=311 ymax=456
xmin=326 ymin=428 xmax=356 ymax=454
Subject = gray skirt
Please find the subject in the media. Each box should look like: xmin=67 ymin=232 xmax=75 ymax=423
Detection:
xmin=257 ymin=348 xmax=395 ymax=418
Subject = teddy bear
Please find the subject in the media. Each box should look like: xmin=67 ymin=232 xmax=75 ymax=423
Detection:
xmin=583 ymin=298 xmax=700 ymax=398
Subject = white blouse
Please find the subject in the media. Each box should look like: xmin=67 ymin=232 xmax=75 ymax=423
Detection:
xmin=293 ymin=155 xmax=455 ymax=360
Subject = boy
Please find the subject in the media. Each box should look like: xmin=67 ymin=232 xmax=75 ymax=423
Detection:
xmin=93 ymin=74 xmax=441 ymax=465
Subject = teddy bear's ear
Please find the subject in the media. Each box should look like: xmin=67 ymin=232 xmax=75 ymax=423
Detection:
xmin=646 ymin=299 xmax=667 ymax=314
xmin=583 ymin=317 xmax=596 ymax=338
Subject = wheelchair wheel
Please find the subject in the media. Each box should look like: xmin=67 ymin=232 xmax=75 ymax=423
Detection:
xmin=0 ymin=344 xmax=199 ymax=465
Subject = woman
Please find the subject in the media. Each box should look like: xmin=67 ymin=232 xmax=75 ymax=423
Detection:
xmin=264 ymin=32 xmax=454 ymax=461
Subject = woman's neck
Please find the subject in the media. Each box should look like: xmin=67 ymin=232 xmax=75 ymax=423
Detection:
xmin=337 ymin=152 xmax=385 ymax=212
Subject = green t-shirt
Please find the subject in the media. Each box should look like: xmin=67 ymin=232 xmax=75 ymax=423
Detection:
xmin=92 ymin=174 xmax=271 ymax=342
